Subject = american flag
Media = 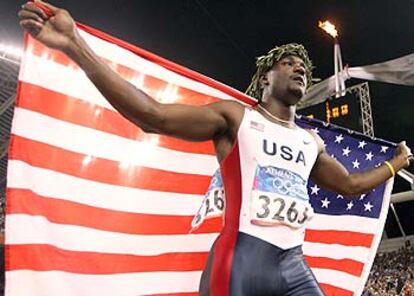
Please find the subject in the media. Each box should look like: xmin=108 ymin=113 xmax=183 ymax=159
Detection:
xmin=297 ymin=117 xmax=395 ymax=296
xmin=6 ymin=24 xmax=394 ymax=296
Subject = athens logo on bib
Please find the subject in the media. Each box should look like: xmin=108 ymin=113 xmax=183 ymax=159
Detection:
xmin=250 ymin=165 xmax=314 ymax=228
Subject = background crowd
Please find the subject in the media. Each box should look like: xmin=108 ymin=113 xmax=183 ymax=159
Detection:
xmin=363 ymin=242 xmax=414 ymax=296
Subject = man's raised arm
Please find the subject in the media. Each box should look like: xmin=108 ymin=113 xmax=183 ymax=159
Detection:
xmin=18 ymin=1 xmax=238 ymax=142
xmin=310 ymin=133 xmax=413 ymax=196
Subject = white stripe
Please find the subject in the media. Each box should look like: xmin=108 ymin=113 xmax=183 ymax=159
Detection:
xmin=19 ymin=53 xmax=115 ymax=110
xmin=303 ymin=241 xmax=369 ymax=262
xmin=7 ymin=215 xmax=217 ymax=256
xmin=8 ymin=160 xmax=204 ymax=215
xmin=354 ymin=178 xmax=394 ymax=296
xmin=12 ymin=107 xmax=217 ymax=176
xmin=312 ymin=268 xmax=358 ymax=292
xmin=78 ymin=29 xmax=239 ymax=102
xmin=6 ymin=270 xmax=201 ymax=296
xmin=20 ymin=44 xmax=237 ymax=114
xmin=308 ymin=213 xmax=378 ymax=233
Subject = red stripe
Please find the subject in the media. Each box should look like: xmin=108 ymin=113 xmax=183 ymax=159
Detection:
xmin=9 ymin=135 xmax=210 ymax=195
xmin=305 ymin=256 xmax=363 ymax=276
xmin=18 ymin=82 xmax=215 ymax=155
xmin=7 ymin=244 xmax=208 ymax=274
xmin=305 ymin=229 xmax=374 ymax=248
xmin=26 ymin=41 xmax=221 ymax=107
xmin=7 ymin=188 xmax=222 ymax=235
xmin=319 ymin=283 xmax=353 ymax=296
xmin=210 ymin=142 xmax=242 ymax=296
xmin=151 ymin=294 xmax=198 ymax=296
xmin=27 ymin=31 xmax=256 ymax=107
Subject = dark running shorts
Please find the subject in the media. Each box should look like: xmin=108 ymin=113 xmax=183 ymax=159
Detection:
xmin=199 ymin=231 xmax=324 ymax=296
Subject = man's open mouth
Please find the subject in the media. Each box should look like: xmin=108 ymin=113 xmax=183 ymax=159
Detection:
xmin=291 ymin=76 xmax=305 ymax=86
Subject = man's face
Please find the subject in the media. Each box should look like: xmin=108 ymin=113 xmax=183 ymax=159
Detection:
xmin=262 ymin=55 xmax=308 ymax=105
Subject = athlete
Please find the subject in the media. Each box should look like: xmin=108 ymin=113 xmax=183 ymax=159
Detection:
xmin=19 ymin=2 xmax=413 ymax=295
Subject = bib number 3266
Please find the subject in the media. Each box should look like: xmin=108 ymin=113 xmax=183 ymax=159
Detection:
xmin=250 ymin=191 xmax=313 ymax=228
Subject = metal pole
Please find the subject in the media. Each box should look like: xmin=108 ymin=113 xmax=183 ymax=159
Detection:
xmin=336 ymin=44 xmax=346 ymax=96
xmin=389 ymin=203 xmax=406 ymax=237
xmin=334 ymin=41 xmax=339 ymax=97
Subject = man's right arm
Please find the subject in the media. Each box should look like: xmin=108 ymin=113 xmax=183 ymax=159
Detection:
xmin=19 ymin=1 xmax=237 ymax=142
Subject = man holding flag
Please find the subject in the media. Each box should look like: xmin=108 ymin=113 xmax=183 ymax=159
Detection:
xmin=18 ymin=1 xmax=413 ymax=295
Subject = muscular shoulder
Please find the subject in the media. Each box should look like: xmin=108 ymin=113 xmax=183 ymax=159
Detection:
xmin=208 ymin=100 xmax=245 ymax=124
xmin=304 ymin=128 xmax=325 ymax=155
xmin=207 ymin=100 xmax=245 ymax=114
xmin=207 ymin=100 xmax=246 ymax=140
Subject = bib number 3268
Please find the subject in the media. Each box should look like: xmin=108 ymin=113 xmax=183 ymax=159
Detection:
xmin=250 ymin=191 xmax=313 ymax=228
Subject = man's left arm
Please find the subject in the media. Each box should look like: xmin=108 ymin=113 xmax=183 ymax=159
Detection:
xmin=310 ymin=137 xmax=413 ymax=196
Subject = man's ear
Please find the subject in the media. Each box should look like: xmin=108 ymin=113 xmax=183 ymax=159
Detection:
xmin=259 ymin=74 xmax=269 ymax=89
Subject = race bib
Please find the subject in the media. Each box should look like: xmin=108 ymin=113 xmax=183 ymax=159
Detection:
xmin=250 ymin=165 xmax=314 ymax=228
xmin=191 ymin=169 xmax=225 ymax=231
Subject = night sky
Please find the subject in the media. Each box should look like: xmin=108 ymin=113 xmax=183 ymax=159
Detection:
xmin=1 ymin=0 xmax=413 ymax=237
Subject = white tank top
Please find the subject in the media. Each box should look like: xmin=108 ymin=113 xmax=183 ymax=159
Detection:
xmin=220 ymin=107 xmax=319 ymax=249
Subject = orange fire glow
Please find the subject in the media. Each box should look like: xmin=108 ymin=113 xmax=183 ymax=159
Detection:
xmin=318 ymin=20 xmax=338 ymax=38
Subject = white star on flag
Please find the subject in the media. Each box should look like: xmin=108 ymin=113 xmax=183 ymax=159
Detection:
xmin=335 ymin=134 xmax=344 ymax=144
xmin=381 ymin=146 xmax=389 ymax=153
xmin=358 ymin=141 xmax=367 ymax=149
xmin=346 ymin=201 xmax=354 ymax=210
xmin=337 ymin=194 xmax=344 ymax=199
xmin=365 ymin=151 xmax=374 ymax=161
xmin=359 ymin=194 xmax=366 ymax=200
xmin=310 ymin=184 xmax=320 ymax=195
xmin=312 ymin=127 xmax=320 ymax=134
xmin=364 ymin=202 xmax=374 ymax=212
xmin=352 ymin=159 xmax=360 ymax=169
xmin=321 ymin=198 xmax=331 ymax=208
xmin=342 ymin=146 xmax=351 ymax=157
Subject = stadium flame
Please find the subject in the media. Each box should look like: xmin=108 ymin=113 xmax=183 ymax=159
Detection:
xmin=318 ymin=20 xmax=338 ymax=38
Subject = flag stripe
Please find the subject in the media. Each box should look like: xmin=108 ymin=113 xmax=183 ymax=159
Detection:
xmin=76 ymin=25 xmax=255 ymax=105
xmin=304 ymin=229 xmax=373 ymax=248
xmin=9 ymin=135 xmax=211 ymax=195
xmin=7 ymin=214 xmax=218 ymax=256
xmin=303 ymin=241 xmax=370 ymax=262
xmin=7 ymin=189 xmax=222 ymax=235
xmin=312 ymin=268 xmax=358 ymax=292
xmin=7 ymin=244 xmax=208 ymax=273
xmin=319 ymin=284 xmax=353 ymax=296
xmin=19 ymin=82 xmax=215 ymax=155
xmin=305 ymin=256 xmax=363 ymax=276
xmin=6 ymin=270 xmax=202 ymax=296
xmin=306 ymin=213 xmax=380 ymax=233
xmin=151 ymin=293 xmax=198 ymax=296
xmin=12 ymin=108 xmax=216 ymax=176
xmin=8 ymin=160 xmax=204 ymax=215
xmin=21 ymin=52 xmax=221 ymax=107
xmin=24 ymin=37 xmax=238 ymax=105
